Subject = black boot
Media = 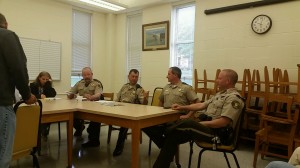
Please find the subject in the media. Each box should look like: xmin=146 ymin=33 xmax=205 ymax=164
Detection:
xmin=113 ymin=127 xmax=128 ymax=156
xmin=82 ymin=122 xmax=101 ymax=148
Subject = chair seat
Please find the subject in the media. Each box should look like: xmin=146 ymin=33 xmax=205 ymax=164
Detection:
xmin=195 ymin=141 xmax=235 ymax=151
xmin=256 ymin=128 xmax=291 ymax=146
xmin=12 ymin=150 xmax=32 ymax=160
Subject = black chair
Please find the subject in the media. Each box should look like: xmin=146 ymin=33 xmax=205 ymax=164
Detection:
xmin=188 ymin=100 xmax=245 ymax=168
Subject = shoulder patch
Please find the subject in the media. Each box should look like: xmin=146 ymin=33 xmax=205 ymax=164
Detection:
xmin=231 ymin=100 xmax=241 ymax=109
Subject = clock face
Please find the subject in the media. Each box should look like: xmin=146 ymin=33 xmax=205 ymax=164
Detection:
xmin=251 ymin=15 xmax=272 ymax=34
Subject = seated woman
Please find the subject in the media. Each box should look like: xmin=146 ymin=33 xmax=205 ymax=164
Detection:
xmin=265 ymin=147 xmax=300 ymax=168
xmin=30 ymin=71 xmax=56 ymax=140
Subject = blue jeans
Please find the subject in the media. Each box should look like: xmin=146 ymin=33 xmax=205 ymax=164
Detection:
xmin=0 ymin=106 xmax=16 ymax=168
xmin=265 ymin=161 xmax=296 ymax=168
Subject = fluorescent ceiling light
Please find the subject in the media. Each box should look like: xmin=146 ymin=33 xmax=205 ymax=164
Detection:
xmin=79 ymin=0 xmax=126 ymax=11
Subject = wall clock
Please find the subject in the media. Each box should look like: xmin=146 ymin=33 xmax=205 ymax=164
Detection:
xmin=251 ymin=14 xmax=272 ymax=34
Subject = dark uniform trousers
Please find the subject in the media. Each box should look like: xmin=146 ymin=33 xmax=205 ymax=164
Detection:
xmin=87 ymin=122 xmax=101 ymax=142
xmin=74 ymin=119 xmax=101 ymax=142
xmin=152 ymin=119 xmax=214 ymax=168
xmin=115 ymin=127 xmax=129 ymax=148
xmin=142 ymin=112 xmax=189 ymax=149
xmin=74 ymin=118 xmax=84 ymax=131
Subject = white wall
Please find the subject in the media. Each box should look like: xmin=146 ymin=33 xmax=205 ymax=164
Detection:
xmin=0 ymin=0 xmax=110 ymax=93
xmin=141 ymin=4 xmax=173 ymax=93
xmin=136 ymin=0 xmax=300 ymax=93
xmin=1 ymin=0 xmax=300 ymax=95
xmin=194 ymin=0 xmax=300 ymax=90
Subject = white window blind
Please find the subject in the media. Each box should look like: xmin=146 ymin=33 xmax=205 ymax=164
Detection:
xmin=127 ymin=13 xmax=142 ymax=76
xmin=72 ymin=10 xmax=91 ymax=77
xmin=171 ymin=4 xmax=195 ymax=85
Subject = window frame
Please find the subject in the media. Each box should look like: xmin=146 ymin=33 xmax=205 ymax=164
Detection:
xmin=171 ymin=3 xmax=196 ymax=85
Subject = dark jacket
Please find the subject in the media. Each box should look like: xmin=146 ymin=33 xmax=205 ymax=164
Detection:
xmin=0 ymin=28 xmax=31 ymax=105
xmin=30 ymin=81 xmax=57 ymax=99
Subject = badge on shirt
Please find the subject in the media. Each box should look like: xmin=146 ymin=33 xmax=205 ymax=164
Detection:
xmin=231 ymin=100 xmax=241 ymax=109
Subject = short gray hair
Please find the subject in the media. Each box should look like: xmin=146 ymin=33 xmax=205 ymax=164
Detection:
xmin=222 ymin=69 xmax=238 ymax=85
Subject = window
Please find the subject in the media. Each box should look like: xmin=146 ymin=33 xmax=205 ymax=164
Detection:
xmin=171 ymin=4 xmax=195 ymax=85
xmin=71 ymin=10 xmax=92 ymax=86
xmin=127 ymin=12 xmax=142 ymax=82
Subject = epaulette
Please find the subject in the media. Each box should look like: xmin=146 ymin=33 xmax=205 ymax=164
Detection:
xmin=93 ymin=79 xmax=104 ymax=89
xmin=182 ymin=82 xmax=188 ymax=85
xmin=136 ymin=84 xmax=141 ymax=89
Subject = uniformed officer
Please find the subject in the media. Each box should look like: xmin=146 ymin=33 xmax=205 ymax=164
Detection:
xmin=142 ymin=66 xmax=199 ymax=149
xmin=113 ymin=69 xmax=148 ymax=156
xmin=67 ymin=67 xmax=103 ymax=147
xmin=153 ymin=69 xmax=244 ymax=168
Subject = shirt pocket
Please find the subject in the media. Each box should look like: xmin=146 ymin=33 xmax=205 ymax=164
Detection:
xmin=173 ymin=90 xmax=184 ymax=97
xmin=78 ymin=85 xmax=84 ymax=91
xmin=213 ymin=98 xmax=225 ymax=109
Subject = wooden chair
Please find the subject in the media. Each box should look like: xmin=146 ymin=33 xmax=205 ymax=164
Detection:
xmin=188 ymin=99 xmax=245 ymax=168
xmin=12 ymin=100 xmax=43 ymax=168
xmin=102 ymin=92 xmax=114 ymax=101
xmin=194 ymin=69 xmax=220 ymax=102
xmin=253 ymin=93 xmax=299 ymax=168
xmin=243 ymin=69 xmax=265 ymax=136
xmin=238 ymin=69 xmax=251 ymax=98
xmin=243 ymin=66 xmax=280 ymax=140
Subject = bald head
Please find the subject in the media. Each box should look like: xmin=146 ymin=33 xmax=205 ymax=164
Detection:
xmin=0 ymin=13 xmax=8 ymax=29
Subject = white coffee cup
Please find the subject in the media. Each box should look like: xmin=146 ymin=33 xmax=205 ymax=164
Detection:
xmin=77 ymin=96 xmax=83 ymax=102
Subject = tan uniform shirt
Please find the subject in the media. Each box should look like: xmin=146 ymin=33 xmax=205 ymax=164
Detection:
xmin=70 ymin=79 xmax=103 ymax=96
xmin=115 ymin=83 xmax=145 ymax=104
xmin=160 ymin=82 xmax=198 ymax=111
xmin=203 ymin=88 xmax=244 ymax=128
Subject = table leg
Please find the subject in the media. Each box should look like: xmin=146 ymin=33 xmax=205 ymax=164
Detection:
xmin=67 ymin=113 xmax=73 ymax=168
xmin=131 ymin=126 xmax=140 ymax=168
xmin=297 ymin=64 xmax=300 ymax=102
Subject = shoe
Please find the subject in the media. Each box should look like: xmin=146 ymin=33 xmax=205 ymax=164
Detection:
xmin=113 ymin=142 xmax=124 ymax=156
xmin=74 ymin=125 xmax=85 ymax=137
xmin=81 ymin=141 xmax=100 ymax=148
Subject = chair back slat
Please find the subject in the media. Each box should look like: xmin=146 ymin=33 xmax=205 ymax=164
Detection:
xmin=102 ymin=92 xmax=114 ymax=101
xmin=151 ymin=87 xmax=163 ymax=106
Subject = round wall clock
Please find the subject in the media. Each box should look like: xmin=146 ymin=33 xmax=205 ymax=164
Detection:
xmin=251 ymin=14 xmax=272 ymax=34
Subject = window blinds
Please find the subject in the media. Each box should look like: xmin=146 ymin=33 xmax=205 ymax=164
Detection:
xmin=72 ymin=10 xmax=91 ymax=76
xmin=127 ymin=13 xmax=142 ymax=75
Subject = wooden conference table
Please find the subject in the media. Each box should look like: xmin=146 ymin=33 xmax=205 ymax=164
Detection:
xmin=41 ymin=98 xmax=180 ymax=168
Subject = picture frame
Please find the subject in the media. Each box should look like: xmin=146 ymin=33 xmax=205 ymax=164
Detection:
xmin=142 ymin=21 xmax=169 ymax=51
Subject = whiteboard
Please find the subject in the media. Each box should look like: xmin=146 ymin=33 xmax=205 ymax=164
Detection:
xmin=20 ymin=37 xmax=61 ymax=80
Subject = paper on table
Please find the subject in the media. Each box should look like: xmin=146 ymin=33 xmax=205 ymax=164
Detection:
xmin=95 ymin=100 xmax=122 ymax=106
xmin=76 ymin=97 xmax=87 ymax=101
xmin=45 ymin=97 xmax=62 ymax=100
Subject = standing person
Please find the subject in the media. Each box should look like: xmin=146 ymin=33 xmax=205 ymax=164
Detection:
xmin=67 ymin=67 xmax=104 ymax=147
xmin=0 ymin=13 xmax=37 ymax=168
xmin=152 ymin=69 xmax=244 ymax=168
xmin=113 ymin=69 xmax=148 ymax=156
xmin=30 ymin=71 xmax=56 ymax=139
xmin=143 ymin=66 xmax=199 ymax=149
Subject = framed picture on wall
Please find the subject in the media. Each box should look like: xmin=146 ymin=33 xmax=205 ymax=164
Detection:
xmin=142 ymin=21 xmax=169 ymax=51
